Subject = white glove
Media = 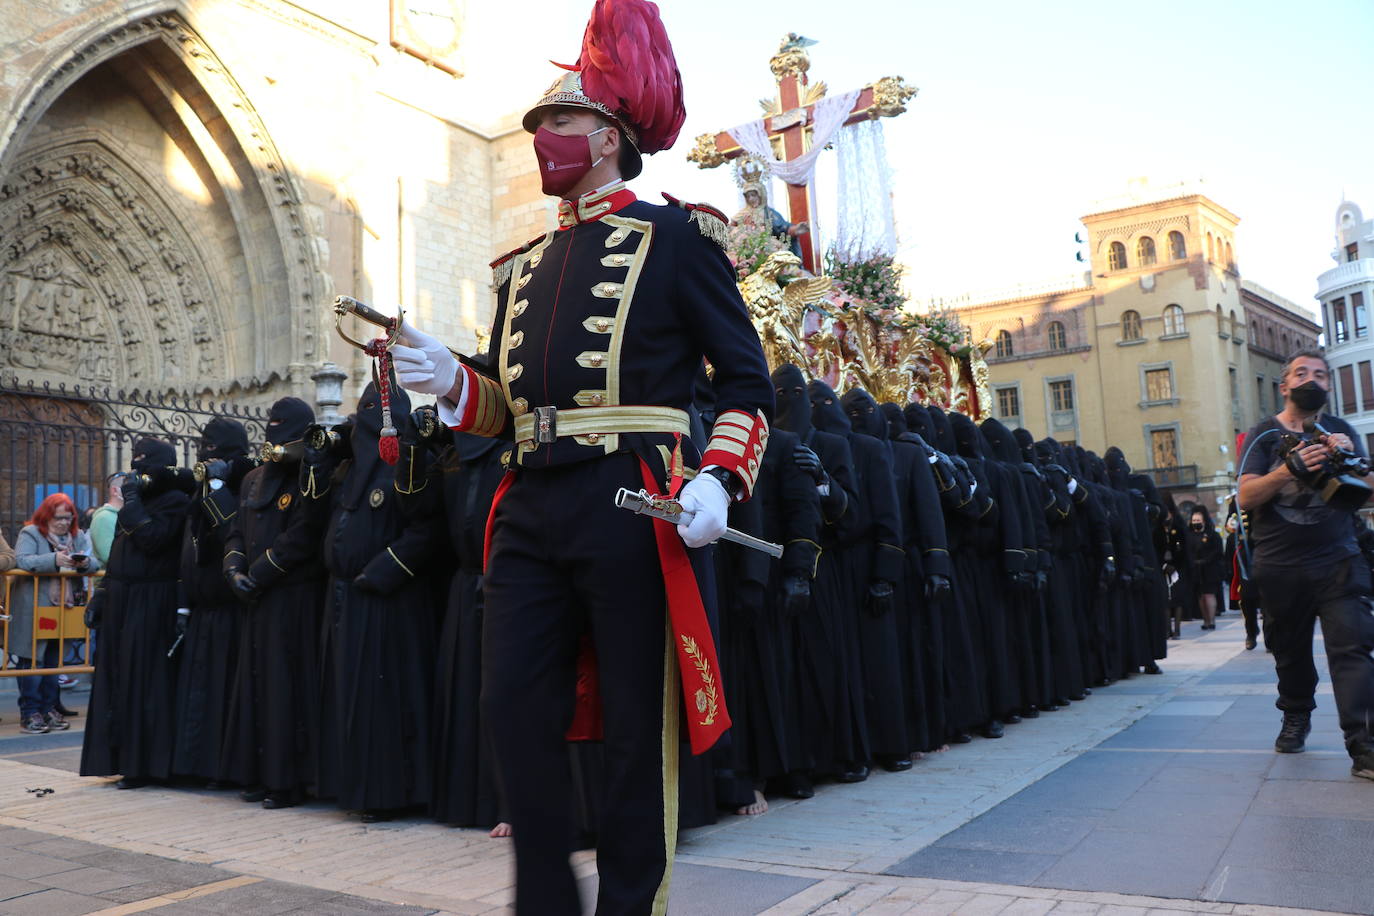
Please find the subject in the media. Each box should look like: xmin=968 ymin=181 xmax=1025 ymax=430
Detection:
xmin=677 ymin=472 xmax=730 ymax=549
xmin=392 ymin=319 xmax=460 ymax=398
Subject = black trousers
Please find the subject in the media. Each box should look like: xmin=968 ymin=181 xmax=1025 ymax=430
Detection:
xmin=1252 ymin=556 xmax=1374 ymax=755
xmin=482 ymin=454 xmax=679 ymax=916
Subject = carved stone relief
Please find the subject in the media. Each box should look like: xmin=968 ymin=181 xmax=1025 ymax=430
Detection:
xmin=0 ymin=139 xmax=227 ymax=389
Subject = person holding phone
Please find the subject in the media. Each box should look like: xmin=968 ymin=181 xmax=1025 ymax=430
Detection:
xmin=13 ymin=493 xmax=100 ymax=733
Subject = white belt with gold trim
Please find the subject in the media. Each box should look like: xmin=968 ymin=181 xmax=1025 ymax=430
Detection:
xmin=513 ymin=405 xmax=691 ymax=446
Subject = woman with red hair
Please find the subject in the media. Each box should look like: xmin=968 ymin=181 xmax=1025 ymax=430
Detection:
xmin=14 ymin=492 xmax=100 ymax=733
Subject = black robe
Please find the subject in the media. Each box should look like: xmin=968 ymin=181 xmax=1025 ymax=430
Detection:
xmin=171 ymin=454 xmax=255 ymax=781
xmin=317 ymin=384 xmax=438 ymax=812
xmin=81 ymin=472 xmax=190 ymax=780
xmin=220 ymin=458 xmax=329 ymax=797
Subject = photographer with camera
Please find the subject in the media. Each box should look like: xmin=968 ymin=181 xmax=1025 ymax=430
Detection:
xmin=1238 ymin=350 xmax=1374 ymax=780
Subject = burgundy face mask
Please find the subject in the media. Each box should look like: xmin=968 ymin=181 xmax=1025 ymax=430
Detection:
xmin=533 ymin=126 xmax=607 ymax=197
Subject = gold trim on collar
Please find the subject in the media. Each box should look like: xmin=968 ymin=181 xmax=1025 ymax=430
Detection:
xmin=557 ymin=181 xmax=628 ymax=228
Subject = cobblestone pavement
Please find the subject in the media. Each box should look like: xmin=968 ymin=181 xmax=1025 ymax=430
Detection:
xmin=0 ymin=615 xmax=1360 ymax=915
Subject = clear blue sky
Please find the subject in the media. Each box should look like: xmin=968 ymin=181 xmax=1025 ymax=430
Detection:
xmin=466 ymin=0 xmax=1373 ymax=311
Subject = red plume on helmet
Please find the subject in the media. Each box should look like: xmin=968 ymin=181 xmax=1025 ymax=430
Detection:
xmin=576 ymin=0 xmax=685 ymax=155
xmin=522 ymin=0 xmax=685 ymax=177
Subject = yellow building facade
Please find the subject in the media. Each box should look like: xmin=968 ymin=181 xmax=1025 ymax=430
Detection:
xmin=951 ymin=191 xmax=1319 ymax=512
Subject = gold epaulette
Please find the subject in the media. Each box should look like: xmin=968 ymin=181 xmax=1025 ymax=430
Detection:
xmin=489 ymin=233 xmax=549 ymax=291
xmin=661 ymin=193 xmax=729 ymax=251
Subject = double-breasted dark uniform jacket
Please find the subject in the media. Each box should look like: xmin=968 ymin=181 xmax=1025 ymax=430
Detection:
xmin=439 ymin=181 xmax=773 ymax=915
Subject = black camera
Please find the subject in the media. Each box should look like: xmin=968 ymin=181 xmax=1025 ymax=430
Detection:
xmin=1276 ymin=420 xmax=1373 ymax=513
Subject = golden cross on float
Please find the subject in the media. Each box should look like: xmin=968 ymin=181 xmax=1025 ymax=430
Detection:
xmin=687 ymin=33 xmax=917 ymax=274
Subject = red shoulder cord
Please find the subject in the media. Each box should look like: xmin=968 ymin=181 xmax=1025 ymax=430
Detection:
xmin=363 ymin=336 xmax=400 ymax=465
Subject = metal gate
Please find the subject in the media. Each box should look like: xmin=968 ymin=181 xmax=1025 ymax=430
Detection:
xmin=0 ymin=374 xmax=268 ymax=541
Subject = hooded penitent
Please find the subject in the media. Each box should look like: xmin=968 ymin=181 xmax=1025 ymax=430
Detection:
xmin=1103 ymin=446 xmax=1131 ymax=490
xmin=979 ymin=418 xmax=1023 ymax=466
xmin=905 ymin=403 xmax=937 ymax=445
xmin=926 ymin=407 xmax=960 ymax=458
xmin=521 ymin=0 xmax=686 ymax=181
xmin=807 ymin=379 xmax=852 ymax=436
xmin=132 ymin=437 xmax=176 ymax=473
xmin=265 ymin=398 xmax=314 ymax=447
xmin=199 ymin=418 xmax=250 ymax=461
xmin=839 ymin=388 xmax=888 ymax=440
xmin=947 ymin=412 xmax=987 ymax=462
xmin=879 ymin=402 xmax=910 ymax=442
xmin=771 ymin=364 xmax=812 ymax=436
xmin=1012 ymin=427 xmax=1038 ymax=465
xmin=343 ymin=381 xmax=411 ymax=511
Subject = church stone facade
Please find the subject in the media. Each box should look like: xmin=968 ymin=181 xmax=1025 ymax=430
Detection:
xmin=0 ymin=1 xmax=547 ymax=407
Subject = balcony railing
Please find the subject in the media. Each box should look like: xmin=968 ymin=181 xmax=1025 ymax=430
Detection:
xmin=1141 ymin=464 xmax=1199 ymax=488
xmin=1317 ymin=259 xmax=1374 ymax=298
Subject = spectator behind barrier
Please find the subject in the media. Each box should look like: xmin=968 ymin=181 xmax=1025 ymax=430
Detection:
xmin=13 ymin=493 xmax=100 ymax=734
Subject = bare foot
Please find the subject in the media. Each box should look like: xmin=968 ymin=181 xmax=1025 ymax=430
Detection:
xmin=734 ymin=789 xmax=768 ymax=816
xmin=489 ymin=822 xmax=512 ymax=838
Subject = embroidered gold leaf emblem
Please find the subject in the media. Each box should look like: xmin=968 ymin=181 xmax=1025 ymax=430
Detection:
xmin=680 ymin=634 xmax=719 ymax=727
xmin=276 ymin=493 xmax=292 ymax=511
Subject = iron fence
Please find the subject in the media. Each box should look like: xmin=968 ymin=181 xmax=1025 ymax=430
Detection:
xmin=0 ymin=374 xmax=267 ymax=542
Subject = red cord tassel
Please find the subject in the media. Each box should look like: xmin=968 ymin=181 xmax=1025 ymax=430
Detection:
xmin=364 ymin=337 xmax=400 ymax=465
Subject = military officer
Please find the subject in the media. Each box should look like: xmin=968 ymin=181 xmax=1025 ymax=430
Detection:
xmin=389 ymin=2 xmax=773 ymax=913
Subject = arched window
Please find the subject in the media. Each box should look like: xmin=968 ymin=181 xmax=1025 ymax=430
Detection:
xmin=1121 ymin=309 xmax=1142 ymax=341
xmin=1163 ymin=304 xmax=1186 ymax=336
xmin=1281 ymin=332 xmax=1290 ymax=356
xmin=995 ymin=329 xmax=1014 ymax=358
xmin=1229 ymin=309 xmax=1238 ymax=338
xmin=1108 ymin=241 xmax=1127 ymax=270
xmin=1047 ymin=320 xmax=1066 ymax=351
xmin=1225 ymin=240 xmax=1234 ymax=270
xmin=1168 ymin=230 xmax=1186 ymax=260
xmin=1136 ymin=236 xmax=1157 ymax=267
xmin=1215 ymin=305 xmax=1225 ymax=335
xmin=1207 ymin=233 xmax=1215 ymax=261
xmin=1249 ymin=321 xmax=1258 ymax=345
xmin=1267 ymin=326 xmax=1276 ymax=352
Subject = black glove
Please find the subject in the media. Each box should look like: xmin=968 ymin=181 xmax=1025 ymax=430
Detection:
xmin=352 ymin=571 xmax=380 ymax=594
xmin=924 ymin=573 xmax=951 ymax=604
xmin=1012 ymin=570 xmax=1036 ymax=591
xmin=792 ymin=444 xmax=828 ymax=485
xmin=175 ymin=611 xmax=190 ymax=638
xmin=410 ymin=405 xmax=441 ymax=440
xmin=201 ymin=459 xmax=230 ymax=481
xmin=781 ymin=575 xmax=811 ymax=616
xmin=83 ymin=587 xmax=105 ymax=630
xmin=228 ymin=571 xmax=261 ymax=603
xmin=1034 ymin=570 xmax=1048 ymax=592
xmin=120 ymin=473 xmax=143 ymax=503
xmin=866 ymin=580 xmax=895 ymax=617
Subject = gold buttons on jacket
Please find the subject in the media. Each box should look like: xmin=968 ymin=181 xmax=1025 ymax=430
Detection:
xmin=576 ymin=351 xmax=607 ymax=369
xmin=509 ymin=330 xmax=524 ymax=348
xmin=529 ymin=251 xmax=543 ymax=269
xmin=583 ymin=316 xmax=614 ymax=334
xmin=511 ymin=299 xmax=528 ymax=318
xmin=516 ymin=274 xmax=531 ymax=290
xmin=507 ymin=363 xmax=523 ymax=382
xmin=574 ymin=390 xmax=608 ymax=407
xmin=511 ymin=397 xmax=529 ymax=415
xmin=605 ymin=228 xmax=629 ymax=247
xmin=601 ymin=254 xmax=631 ymax=268
xmin=585 ymin=433 xmax=601 ymax=444
xmin=591 ymin=282 xmax=624 ymax=299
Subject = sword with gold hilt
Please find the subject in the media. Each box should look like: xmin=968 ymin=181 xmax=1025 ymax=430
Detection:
xmin=332 ymin=296 xmax=468 ymax=359
xmin=614 ymin=488 xmax=784 ymax=558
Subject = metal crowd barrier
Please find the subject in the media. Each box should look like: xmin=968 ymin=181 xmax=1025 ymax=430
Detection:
xmin=0 ymin=570 xmax=98 ymax=676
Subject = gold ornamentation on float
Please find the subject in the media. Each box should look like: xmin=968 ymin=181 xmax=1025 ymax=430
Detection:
xmin=865 ymin=76 xmax=918 ymax=119
xmin=739 ymin=250 xmax=831 ymax=372
xmin=685 ymin=132 xmax=728 ymax=169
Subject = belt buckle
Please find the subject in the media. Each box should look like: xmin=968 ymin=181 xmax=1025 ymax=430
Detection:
xmin=534 ymin=406 xmax=557 ymax=444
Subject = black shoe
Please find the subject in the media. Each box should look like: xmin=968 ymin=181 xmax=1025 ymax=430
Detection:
xmin=1004 ymin=714 xmax=1022 ymax=725
xmin=1054 ymin=697 xmax=1072 ymax=708
xmin=239 ymin=786 xmax=268 ymax=803
xmin=1245 ymin=637 xmax=1257 ymax=651
xmin=262 ymin=793 xmax=297 ymax=810
xmin=878 ymin=755 xmax=912 ymax=772
xmin=781 ymin=772 xmax=814 ymax=799
xmin=54 ymin=702 xmax=78 ymax=718
xmin=949 ymin=732 xmax=973 ymax=744
xmin=1350 ymin=745 xmax=1374 ymax=781
xmin=1143 ymin=663 xmax=1162 ymax=675
xmin=982 ymin=720 xmax=1005 ymax=739
xmin=116 ymin=777 xmax=148 ymax=790
xmin=1275 ymin=711 xmax=1311 ymax=754
xmin=360 ymin=809 xmax=393 ymax=823
xmin=1068 ymin=692 xmax=1087 ymax=702
xmin=1022 ymin=706 xmax=1040 ymax=719
xmin=837 ymin=764 xmax=869 ymax=783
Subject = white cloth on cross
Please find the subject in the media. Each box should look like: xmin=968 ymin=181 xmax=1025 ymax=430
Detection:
xmin=726 ymin=89 xmax=862 ymax=188
xmin=834 ymin=117 xmax=898 ymax=261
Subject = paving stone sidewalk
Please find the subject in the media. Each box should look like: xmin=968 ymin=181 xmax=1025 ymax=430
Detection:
xmin=0 ymin=616 xmax=1359 ymax=914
